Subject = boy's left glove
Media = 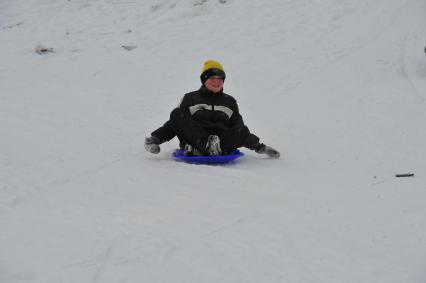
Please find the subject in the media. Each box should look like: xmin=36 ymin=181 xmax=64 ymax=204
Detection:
xmin=144 ymin=136 xmax=161 ymax=154
xmin=255 ymin=143 xmax=280 ymax=158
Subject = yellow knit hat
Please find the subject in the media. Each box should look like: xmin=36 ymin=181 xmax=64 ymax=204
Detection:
xmin=201 ymin=60 xmax=224 ymax=73
xmin=200 ymin=60 xmax=226 ymax=83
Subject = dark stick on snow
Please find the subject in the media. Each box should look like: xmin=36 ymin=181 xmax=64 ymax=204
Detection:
xmin=395 ymin=173 xmax=414 ymax=177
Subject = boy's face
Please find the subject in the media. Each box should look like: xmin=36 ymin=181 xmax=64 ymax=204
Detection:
xmin=204 ymin=76 xmax=224 ymax=93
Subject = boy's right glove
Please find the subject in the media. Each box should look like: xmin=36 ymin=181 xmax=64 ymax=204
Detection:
xmin=255 ymin=143 xmax=280 ymax=158
xmin=144 ymin=136 xmax=161 ymax=154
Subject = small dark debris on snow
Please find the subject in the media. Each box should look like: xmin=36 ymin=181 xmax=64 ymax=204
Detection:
xmin=395 ymin=173 xmax=414 ymax=178
xmin=122 ymin=45 xmax=137 ymax=51
xmin=194 ymin=0 xmax=207 ymax=6
xmin=34 ymin=44 xmax=55 ymax=54
xmin=3 ymin=22 xmax=23 ymax=29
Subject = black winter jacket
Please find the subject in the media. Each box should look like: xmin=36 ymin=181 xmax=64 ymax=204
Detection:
xmin=151 ymin=86 xmax=259 ymax=149
xmin=179 ymin=86 xmax=244 ymax=133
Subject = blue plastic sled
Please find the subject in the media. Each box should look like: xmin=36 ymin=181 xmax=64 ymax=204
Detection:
xmin=172 ymin=149 xmax=244 ymax=164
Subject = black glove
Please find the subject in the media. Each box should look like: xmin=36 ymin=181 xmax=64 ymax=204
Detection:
xmin=144 ymin=136 xmax=161 ymax=154
xmin=255 ymin=143 xmax=280 ymax=158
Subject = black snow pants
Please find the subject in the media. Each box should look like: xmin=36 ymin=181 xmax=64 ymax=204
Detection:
xmin=152 ymin=108 xmax=259 ymax=154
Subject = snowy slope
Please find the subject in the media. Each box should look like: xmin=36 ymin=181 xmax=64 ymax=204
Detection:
xmin=1 ymin=0 xmax=426 ymax=282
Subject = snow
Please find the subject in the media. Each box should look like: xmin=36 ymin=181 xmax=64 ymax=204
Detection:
xmin=1 ymin=0 xmax=426 ymax=282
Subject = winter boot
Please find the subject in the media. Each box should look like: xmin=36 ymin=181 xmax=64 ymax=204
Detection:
xmin=205 ymin=135 xmax=222 ymax=156
xmin=184 ymin=144 xmax=194 ymax=156
xmin=184 ymin=144 xmax=204 ymax=156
